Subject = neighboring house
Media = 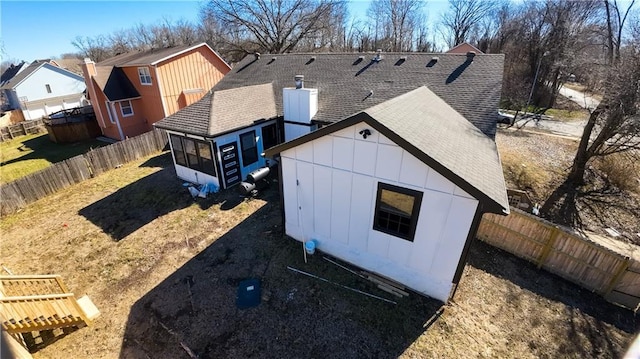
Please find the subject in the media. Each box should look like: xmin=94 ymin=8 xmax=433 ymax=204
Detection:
xmin=0 ymin=60 xmax=86 ymax=120
xmin=156 ymin=52 xmax=509 ymax=302
xmin=0 ymin=61 xmax=27 ymax=87
xmin=81 ymin=43 xmax=231 ymax=140
xmin=446 ymin=42 xmax=484 ymax=54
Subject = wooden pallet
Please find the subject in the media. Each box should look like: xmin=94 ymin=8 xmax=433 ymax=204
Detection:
xmin=0 ymin=275 xmax=99 ymax=334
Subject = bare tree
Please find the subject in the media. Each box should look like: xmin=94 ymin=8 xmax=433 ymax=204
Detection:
xmin=541 ymin=1 xmax=640 ymax=226
xmin=201 ymin=0 xmax=342 ymax=54
xmin=366 ymin=0 xmax=424 ymax=51
xmin=441 ymin=0 xmax=496 ymax=47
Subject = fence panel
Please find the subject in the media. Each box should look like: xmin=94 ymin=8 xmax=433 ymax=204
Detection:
xmin=0 ymin=129 xmax=168 ymax=216
xmin=478 ymin=208 xmax=640 ymax=310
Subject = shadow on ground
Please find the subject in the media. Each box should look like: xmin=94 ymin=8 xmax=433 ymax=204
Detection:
xmin=467 ymin=239 xmax=638 ymax=356
xmin=79 ymin=153 xmax=245 ymax=241
xmin=119 ymin=195 xmax=442 ymax=359
xmin=1 ymin=134 xmax=106 ymax=167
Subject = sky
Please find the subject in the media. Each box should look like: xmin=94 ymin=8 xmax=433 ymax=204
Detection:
xmin=0 ymin=0 xmax=450 ymax=63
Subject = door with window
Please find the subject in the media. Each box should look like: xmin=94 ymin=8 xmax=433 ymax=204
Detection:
xmin=218 ymin=142 xmax=241 ymax=187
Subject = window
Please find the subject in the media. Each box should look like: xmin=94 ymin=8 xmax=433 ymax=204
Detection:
xmin=138 ymin=67 xmax=152 ymax=85
xmin=170 ymin=134 xmax=187 ymax=166
xmin=45 ymin=84 xmax=52 ymax=93
xmin=373 ymin=182 xmax=423 ymax=241
xmin=240 ymin=130 xmax=258 ymax=166
xmin=261 ymin=123 xmax=279 ymax=150
xmin=169 ymin=134 xmax=216 ymax=176
xmin=120 ymin=100 xmax=133 ymax=117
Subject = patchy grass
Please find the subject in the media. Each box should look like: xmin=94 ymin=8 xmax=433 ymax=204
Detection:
xmin=594 ymin=153 xmax=640 ymax=194
xmin=0 ymin=151 xmax=636 ymax=358
xmin=544 ymin=108 xmax=589 ymax=122
xmin=0 ymin=133 xmax=106 ymax=184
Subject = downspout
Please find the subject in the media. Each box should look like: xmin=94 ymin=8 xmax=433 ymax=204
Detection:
xmin=110 ymin=101 xmax=125 ymax=140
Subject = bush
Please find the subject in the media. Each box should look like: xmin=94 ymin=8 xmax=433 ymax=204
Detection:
xmin=596 ymin=153 xmax=640 ymax=193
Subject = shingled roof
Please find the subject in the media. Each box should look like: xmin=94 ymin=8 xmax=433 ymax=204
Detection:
xmin=265 ymin=86 xmax=509 ymax=215
xmin=93 ymin=66 xmax=140 ymax=101
xmin=0 ymin=60 xmax=83 ymax=90
xmin=155 ymin=51 xmax=504 ymax=138
xmin=96 ymin=43 xmax=229 ymax=68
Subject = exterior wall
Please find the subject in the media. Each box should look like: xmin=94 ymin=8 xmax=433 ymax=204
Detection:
xmin=121 ymin=66 xmax=165 ymax=125
xmin=166 ymin=120 xmax=277 ymax=189
xmin=20 ymin=93 xmax=85 ymax=121
xmin=167 ymin=131 xmax=221 ymax=188
xmin=279 ymin=122 xmax=479 ymax=302
xmin=15 ymin=64 xmax=85 ymax=103
xmin=211 ymin=120 xmax=277 ymax=187
xmin=157 ymin=47 xmax=230 ymax=116
xmin=112 ymin=98 xmax=149 ymax=138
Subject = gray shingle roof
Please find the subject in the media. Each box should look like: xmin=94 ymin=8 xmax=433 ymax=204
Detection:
xmin=0 ymin=62 xmax=27 ymax=87
xmin=0 ymin=60 xmax=84 ymax=90
xmin=93 ymin=66 xmax=140 ymax=101
xmin=95 ymin=43 xmax=226 ymax=67
xmin=155 ymin=52 xmax=504 ymax=138
xmin=265 ymin=86 xmax=509 ymax=214
xmin=209 ymin=83 xmax=276 ymax=134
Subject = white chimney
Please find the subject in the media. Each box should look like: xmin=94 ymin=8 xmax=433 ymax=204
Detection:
xmin=283 ymin=75 xmax=318 ymax=141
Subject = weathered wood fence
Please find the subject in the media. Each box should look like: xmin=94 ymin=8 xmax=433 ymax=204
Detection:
xmin=0 ymin=120 xmax=45 ymax=142
xmin=478 ymin=208 xmax=640 ymax=311
xmin=0 ymin=129 xmax=168 ymax=216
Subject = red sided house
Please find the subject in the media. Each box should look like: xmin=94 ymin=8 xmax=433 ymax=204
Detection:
xmin=81 ymin=43 xmax=231 ymax=140
xmin=155 ymin=52 xmax=509 ymax=302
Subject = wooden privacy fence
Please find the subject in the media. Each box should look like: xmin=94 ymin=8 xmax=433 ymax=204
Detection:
xmin=0 ymin=119 xmax=45 ymax=141
xmin=0 ymin=129 xmax=168 ymax=216
xmin=478 ymin=208 xmax=640 ymax=311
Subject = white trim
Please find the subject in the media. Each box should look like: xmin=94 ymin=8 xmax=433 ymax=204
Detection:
xmin=120 ymin=100 xmax=134 ymax=117
xmin=105 ymin=101 xmax=116 ymax=124
xmin=150 ymin=42 xmax=232 ymax=70
xmin=153 ymin=65 xmax=168 ymax=117
xmin=137 ymin=67 xmax=152 ymax=85
xmin=6 ymin=62 xmax=84 ymax=90
xmin=109 ymin=101 xmax=125 ymax=140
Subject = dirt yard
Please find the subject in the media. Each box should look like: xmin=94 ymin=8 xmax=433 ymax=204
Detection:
xmin=1 ymin=149 xmax=637 ymax=358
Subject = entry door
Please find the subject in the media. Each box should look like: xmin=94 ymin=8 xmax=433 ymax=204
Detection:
xmin=218 ymin=142 xmax=241 ymax=188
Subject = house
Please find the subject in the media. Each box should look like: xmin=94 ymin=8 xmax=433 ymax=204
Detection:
xmin=0 ymin=60 xmax=87 ymax=120
xmin=81 ymin=43 xmax=231 ymax=140
xmin=156 ymin=52 xmax=509 ymax=302
xmin=446 ymin=42 xmax=484 ymax=54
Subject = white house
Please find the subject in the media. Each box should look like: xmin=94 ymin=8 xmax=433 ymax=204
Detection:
xmin=0 ymin=60 xmax=86 ymax=120
xmin=155 ymin=52 xmax=509 ymax=301
xmin=265 ymin=87 xmax=509 ymax=302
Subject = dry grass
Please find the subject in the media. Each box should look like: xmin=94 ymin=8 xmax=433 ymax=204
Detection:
xmin=595 ymin=153 xmax=640 ymax=194
xmin=0 ymin=152 xmax=636 ymax=358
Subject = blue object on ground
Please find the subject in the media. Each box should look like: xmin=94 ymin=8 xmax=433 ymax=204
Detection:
xmin=236 ymin=278 xmax=261 ymax=309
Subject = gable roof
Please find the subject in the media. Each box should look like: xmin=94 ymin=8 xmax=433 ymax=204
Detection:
xmin=96 ymin=43 xmax=231 ymax=68
xmin=0 ymin=60 xmax=84 ymax=90
xmin=265 ymin=86 xmax=509 ymax=215
xmin=0 ymin=62 xmax=27 ymax=86
xmin=93 ymin=66 xmax=140 ymax=101
xmin=155 ymin=52 xmax=504 ymax=138
xmin=446 ymin=42 xmax=484 ymax=54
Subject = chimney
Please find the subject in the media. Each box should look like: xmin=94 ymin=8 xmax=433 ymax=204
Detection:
xmin=294 ymin=75 xmax=304 ymax=89
xmin=283 ymin=75 xmax=318 ymax=141
xmin=466 ymin=51 xmax=476 ymax=62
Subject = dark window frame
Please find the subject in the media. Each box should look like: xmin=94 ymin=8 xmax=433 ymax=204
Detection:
xmin=169 ymin=134 xmax=216 ymax=176
xmin=373 ymin=182 xmax=423 ymax=242
xmin=261 ymin=123 xmax=279 ymax=150
xmin=240 ymin=130 xmax=258 ymax=166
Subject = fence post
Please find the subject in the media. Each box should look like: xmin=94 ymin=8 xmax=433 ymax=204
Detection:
xmin=537 ymin=227 xmax=560 ymax=269
xmin=603 ymin=256 xmax=630 ymax=297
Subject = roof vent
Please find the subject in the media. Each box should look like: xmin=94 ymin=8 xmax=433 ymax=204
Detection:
xmin=294 ymin=75 xmax=304 ymax=89
xmin=426 ymin=57 xmax=438 ymax=67
xmin=306 ymin=56 xmax=316 ymax=65
xmin=395 ymin=56 xmax=407 ymax=66
xmin=374 ymin=49 xmax=383 ymax=62
xmin=255 ymin=52 xmax=261 ymax=60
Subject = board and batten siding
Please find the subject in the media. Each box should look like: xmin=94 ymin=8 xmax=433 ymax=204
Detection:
xmin=157 ymin=48 xmax=229 ymax=116
xmin=280 ymin=122 xmax=479 ymax=302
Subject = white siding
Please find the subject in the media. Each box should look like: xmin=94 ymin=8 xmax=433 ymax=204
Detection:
xmin=15 ymin=64 xmax=85 ymax=102
xmin=281 ymin=121 xmax=479 ymax=302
